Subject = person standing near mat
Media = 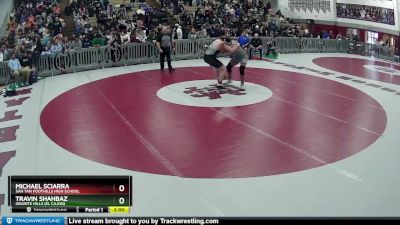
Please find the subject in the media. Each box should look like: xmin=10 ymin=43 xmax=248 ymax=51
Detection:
xmin=226 ymin=44 xmax=248 ymax=89
xmin=156 ymin=26 xmax=175 ymax=73
xmin=204 ymin=36 xmax=239 ymax=89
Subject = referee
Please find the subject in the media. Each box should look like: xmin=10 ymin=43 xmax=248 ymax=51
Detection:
xmin=156 ymin=26 xmax=175 ymax=73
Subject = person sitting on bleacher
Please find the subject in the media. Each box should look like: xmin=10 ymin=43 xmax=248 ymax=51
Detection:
xmin=70 ymin=35 xmax=82 ymax=50
xmin=82 ymin=35 xmax=92 ymax=48
xmin=20 ymin=51 xmax=37 ymax=85
xmin=249 ymin=33 xmax=263 ymax=59
xmin=8 ymin=53 xmax=30 ymax=87
xmin=266 ymin=35 xmax=278 ymax=59
xmin=50 ymin=39 xmax=63 ymax=53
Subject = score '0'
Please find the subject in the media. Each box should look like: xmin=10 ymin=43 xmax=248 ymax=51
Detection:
xmin=119 ymin=197 xmax=125 ymax=204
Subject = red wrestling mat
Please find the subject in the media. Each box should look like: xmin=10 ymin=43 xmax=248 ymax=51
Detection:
xmin=40 ymin=67 xmax=386 ymax=178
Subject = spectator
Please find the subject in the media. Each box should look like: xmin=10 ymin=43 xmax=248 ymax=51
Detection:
xmin=188 ymin=28 xmax=198 ymax=39
xmin=199 ymin=26 xmax=207 ymax=38
xmin=8 ymin=53 xmax=30 ymax=87
xmin=137 ymin=5 xmax=145 ymax=15
xmin=238 ymin=30 xmax=250 ymax=49
xmin=353 ymin=35 xmax=360 ymax=42
xmin=177 ymin=25 xmax=183 ymax=40
xmin=42 ymin=29 xmax=51 ymax=47
xmin=17 ymin=43 xmax=28 ymax=58
xmin=322 ymin=30 xmax=329 ymax=39
xmin=70 ymin=35 xmax=82 ymax=50
xmin=33 ymin=38 xmax=44 ymax=57
xmin=20 ymin=51 xmax=37 ymax=85
xmin=109 ymin=32 xmax=122 ymax=46
xmin=383 ymin=37 xmax=390 ymax=47
xmin=136 ymin=29 xmax=147 ymax=43
xmin=253 ymin=25 xmax=260 ymax=36
xmin=53 ymin=4 xmax=62 ymax=16
xmin=41 ymin=45 xmax=52 ymax=55
xmin=266 ymin=35 xmax=278 ymax=57
xmin=129 ymin=31 xmax=141 ymax=43
xmin=328 ymin=31 xmax=334 ymax=39
xmin=336 ymin=32 xmax=343 ymax=40
xmin=92 ymin=33 xmax=106 ymax=47
xmin=82 ymin=35 xmax=92 ymax=48
xmin=50 ymin=39 xmax=63 ymax=54
xmin=147 ymin=28 xmax=158 ymax=43
xmin=121 ymin=30 xmax=130 ymax=44
xmin=52 ymin=17 xmax=63 ymax=36
xmin=63 ymin=36 xmax=71 ymax=51
xmin=249 ymin=33 xmax=263 ymax=59
xmin=303 ymin=29 xmax=311 ymax=38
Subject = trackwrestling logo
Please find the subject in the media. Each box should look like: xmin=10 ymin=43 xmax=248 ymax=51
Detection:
xmin=2 ymin=217 xmax=64 ymax=225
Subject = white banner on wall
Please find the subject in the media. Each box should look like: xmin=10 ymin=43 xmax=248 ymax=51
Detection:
xmin=278 ymin=0 xmax=399 ymax=31
xmin=336 ymin=0 xmax=398 ymax=30
xmin=336 ymin=0 xmax=395 ymax=9
xmin=280 ymin=0 xmax=334 ymax=20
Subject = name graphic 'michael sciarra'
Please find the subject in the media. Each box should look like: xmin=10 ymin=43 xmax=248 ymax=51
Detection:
xmin=14 ymin=183 xmax=80 ymax=194
xmin=16 ymin=183 xmax=70 ymax=189
xmin=184 ymin=84 xmax=246 ymax=99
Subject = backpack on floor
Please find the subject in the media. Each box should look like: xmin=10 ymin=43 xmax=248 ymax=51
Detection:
xmin=4 ymin=83 xmax=17 ymax=97
xmin=29 ymin=71 xmax=38 ymax=85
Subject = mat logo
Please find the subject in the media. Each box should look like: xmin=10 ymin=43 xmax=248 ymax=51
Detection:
xmin=157 ymin=80 xmax=272 ymax=107
xmin=363 ymin=65 xmax=400 ymax=76
xmin=374 ymin=66 xmax=400 ymax=74
xmin=7 ymin=218 xmax=12 ymax=224
xmin=1 ymin=88 xmax=31 ymax=215
xmin=183 ymin=84 xmax=246 ymax=100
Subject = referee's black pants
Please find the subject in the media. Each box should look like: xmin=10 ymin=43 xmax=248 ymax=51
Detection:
xmin=160 ymin=47 xmax=173 ymax=70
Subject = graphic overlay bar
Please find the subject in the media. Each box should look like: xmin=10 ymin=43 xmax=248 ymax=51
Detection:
xmin=3 ymin=217 xmax=396 ymax=225
xmin=67 ymin=217 xmax=221 ymax=225
xmin=65 ymin=217 xmax=397 ymax=225
xmin=8 ymin=176 xmax=131 ymax=213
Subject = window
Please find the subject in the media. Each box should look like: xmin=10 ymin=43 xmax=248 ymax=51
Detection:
xmin=347 ymin=28 xmax=358 ymax=37
xmin=367 ymin=31 xmax=378 ymax=44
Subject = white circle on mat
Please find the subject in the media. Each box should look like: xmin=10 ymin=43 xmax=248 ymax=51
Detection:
xmin=157 ymin=80 xmax=273 ymax=107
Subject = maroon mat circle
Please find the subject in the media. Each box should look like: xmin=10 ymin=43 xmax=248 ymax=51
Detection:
xmin=40 ymin=67 xmax=387 ymax=178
